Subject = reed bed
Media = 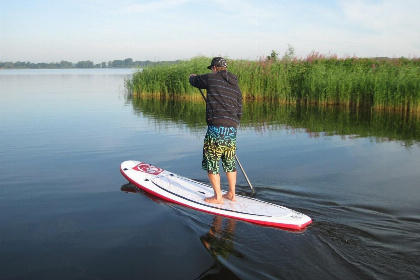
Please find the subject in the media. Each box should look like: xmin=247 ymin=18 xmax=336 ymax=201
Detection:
xmin=126 ymin=54 xmax=420 ymax=113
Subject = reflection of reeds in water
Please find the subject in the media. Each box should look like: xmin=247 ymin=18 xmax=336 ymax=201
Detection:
xmin=126 ymin=55 xmax=420 ymax=114
xmin=129 ymin=96 xmax=420 ymax=147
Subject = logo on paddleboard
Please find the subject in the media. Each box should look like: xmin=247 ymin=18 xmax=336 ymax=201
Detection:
xmin=133 ymin=163 xmax=164 ymax=175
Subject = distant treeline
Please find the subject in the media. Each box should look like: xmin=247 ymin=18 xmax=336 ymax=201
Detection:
xmin=0 ymin=58 xmax=179 ymax=69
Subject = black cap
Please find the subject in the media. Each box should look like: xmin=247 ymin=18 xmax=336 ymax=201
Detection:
xmin=207 ymin=57 xmax=227 ymax=69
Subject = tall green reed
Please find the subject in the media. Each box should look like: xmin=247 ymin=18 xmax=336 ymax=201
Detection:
xmin=126 ymin=56 xmax=209 ymax=97
xmin=126 ymin=54 xmax=420 ymax=113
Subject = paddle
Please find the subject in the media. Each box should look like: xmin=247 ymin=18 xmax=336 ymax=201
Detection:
xmin=198 ymin=88 xmax=255 ymax=194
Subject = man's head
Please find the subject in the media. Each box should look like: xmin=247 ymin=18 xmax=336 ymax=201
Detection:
xmin=207 ymin=57 xmax=227 ymax=72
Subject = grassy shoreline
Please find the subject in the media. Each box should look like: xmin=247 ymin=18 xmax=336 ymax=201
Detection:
xmin=126 ymin=54 xmax=420 ymax=114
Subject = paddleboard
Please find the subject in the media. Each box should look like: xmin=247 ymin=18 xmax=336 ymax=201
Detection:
xmin=120 ymin=160 xmax=312 ymax=230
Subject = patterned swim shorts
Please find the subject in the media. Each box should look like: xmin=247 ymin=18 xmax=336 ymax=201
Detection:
xmin=202 ymin=125 xmax=237 ymax=175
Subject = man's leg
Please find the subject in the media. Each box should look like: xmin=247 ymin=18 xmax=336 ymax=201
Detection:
xmin=223 ymin=171 xmax=236 ymax=201
xmin=205 ymin=172 xmax=223 ymax=204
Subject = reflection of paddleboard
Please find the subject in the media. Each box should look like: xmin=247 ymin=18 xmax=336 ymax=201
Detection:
xmin=120 ymin=160 xmax=312 ymax=230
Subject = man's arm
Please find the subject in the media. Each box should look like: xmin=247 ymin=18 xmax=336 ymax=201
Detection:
xmin=237 ymin=92 xmax=243 ymax=121
xmin=189 ymin=74 xmax=207 ymax=89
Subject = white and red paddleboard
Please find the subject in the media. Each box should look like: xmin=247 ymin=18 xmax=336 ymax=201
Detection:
xmin=120 ymin=160 xmax=312 ymax=230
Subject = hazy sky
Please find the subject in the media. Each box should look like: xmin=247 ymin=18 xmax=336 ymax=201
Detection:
xmin=1 ymin=0 xmax=419 ymax=63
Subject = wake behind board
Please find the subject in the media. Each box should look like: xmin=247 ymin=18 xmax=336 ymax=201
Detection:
xmin=120 ymin=160 xmax=312 ymax=230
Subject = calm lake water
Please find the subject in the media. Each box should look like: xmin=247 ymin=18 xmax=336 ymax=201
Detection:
xmin=1 ymin=69 xmax=419 ymax=280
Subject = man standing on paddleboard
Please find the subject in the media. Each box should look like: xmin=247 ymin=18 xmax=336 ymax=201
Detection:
xmin=189 ymin=57 xmax=243 ymax=204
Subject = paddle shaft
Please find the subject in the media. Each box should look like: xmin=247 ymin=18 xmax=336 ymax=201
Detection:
xmin=198 ymin=88 xmax=255 ymax=193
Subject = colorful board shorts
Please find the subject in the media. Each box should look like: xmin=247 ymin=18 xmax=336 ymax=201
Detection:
xmin=202 ymin=125 xmax=237 ymax=174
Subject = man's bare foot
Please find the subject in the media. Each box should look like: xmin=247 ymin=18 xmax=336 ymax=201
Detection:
xmin=204 ymin=196 xmax=224 ymax=204
xmin=223 ymin=193 xmax=236 ymax=202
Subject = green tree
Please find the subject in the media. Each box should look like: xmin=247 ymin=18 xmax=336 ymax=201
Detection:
xmin=59 ymin=60 xmax=73 ymax=68
xmin=75 ymin=60 xmax=94 ymax=68
xmin=267 ymin=50 xmax=278 ymax=61
xmin=282 ymin=44 xmax=295 ymax=62
xmin=124 ymin=58 xmax=133 ymax=67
